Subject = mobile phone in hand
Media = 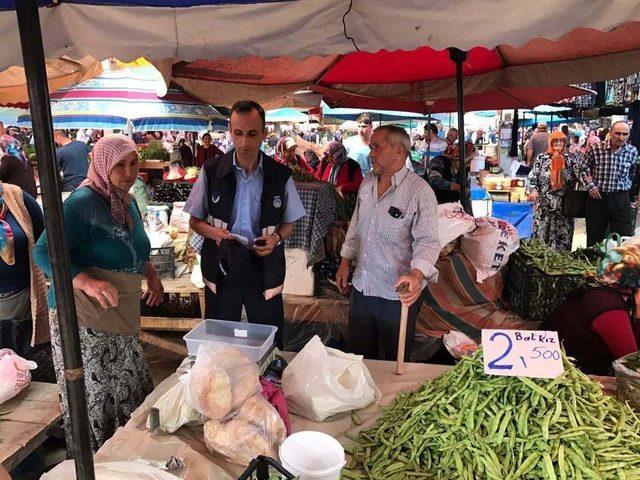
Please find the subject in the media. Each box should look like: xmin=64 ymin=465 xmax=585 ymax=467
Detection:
xmin=255 ymin=239 xmax=267 ymax=247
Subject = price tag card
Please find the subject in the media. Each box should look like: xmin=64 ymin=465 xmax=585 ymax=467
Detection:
xmin=482 ymin=329 xmax=564 ymax=379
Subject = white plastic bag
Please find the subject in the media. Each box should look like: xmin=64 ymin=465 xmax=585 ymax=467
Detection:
xmin=169 ymin=201 xmax=190 ymax=233
xmin=437 ymin=202 xmax=476 ymax=247
xmin=146 ymin=379 xmax=207 ymax=433
xmin=461 ymin=217 xmax=519 ymax=282
xmin=0 ymin=349 xmax=36 ymax=404
xmin=203 ymin=394 xmax=286 ymax=466
xmin=442 ymin=331 xmax=479 ymax=359
xmin=185 ymin=343 xmax=260 ymax=420
xmin=282 ymin=336 xmax=379 ymax=422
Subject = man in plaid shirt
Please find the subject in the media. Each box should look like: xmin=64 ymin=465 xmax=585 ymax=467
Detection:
xmin=580 ymin=121 xmax=638 ymax=246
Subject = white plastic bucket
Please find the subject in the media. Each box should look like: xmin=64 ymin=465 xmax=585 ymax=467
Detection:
xmin=279 ymin=431 xmax=346 ymax=480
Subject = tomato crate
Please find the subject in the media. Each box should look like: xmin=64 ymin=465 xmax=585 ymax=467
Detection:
xmin=504 ymin=251 xmax=587 ymax=322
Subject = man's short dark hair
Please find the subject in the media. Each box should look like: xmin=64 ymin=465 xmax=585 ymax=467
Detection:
xmin=425 ymin=123 xmax=438 ymax=136
xmin=54 ymin=129 xmax=69 ymax=138
xmin=230 ymin=100 xmax=266 ymax=128
xmin=561 ymin=125 xmax=569 ymax=134
xmin=356 ymin=113 xmax=373 ymax=125
xmin=202 ymin=132 xmax=212 ymax=140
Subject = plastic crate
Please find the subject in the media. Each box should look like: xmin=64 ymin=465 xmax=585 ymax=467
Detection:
xmin=150 ymin=246 xmax=175 ymax=279
xmin=183 ymin=319 xmax=277 ymax=361
xmin=505 ymin=251 xmax=587 ymax=322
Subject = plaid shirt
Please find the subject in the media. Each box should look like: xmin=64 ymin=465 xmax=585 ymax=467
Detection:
xmin=580 ymin=141 xmax=639 ymax=193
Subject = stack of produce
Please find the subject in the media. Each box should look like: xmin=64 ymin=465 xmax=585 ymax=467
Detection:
xmin=151 ymin=182 xmax=193 ymax=203
xmin=343 ymin=350 xmax=640 ymax=479
xmin=505 ymin=239 xmax=597 ymax=321
xmin=518 ymin=239 xmax=596 ymax=276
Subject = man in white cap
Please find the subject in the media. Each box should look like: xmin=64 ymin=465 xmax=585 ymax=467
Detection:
xmin=525 ymin=121 xmax=550 ymax=166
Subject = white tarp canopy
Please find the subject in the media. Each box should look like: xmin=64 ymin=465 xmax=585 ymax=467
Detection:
xmin=0 ymin=1 xmax=639 ymax=70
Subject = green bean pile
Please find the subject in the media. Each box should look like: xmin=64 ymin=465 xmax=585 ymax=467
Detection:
xmin=342 ymin=350 xmax=640 ymax=479
xmin=518 ymin=239 xmax=596 ymax=276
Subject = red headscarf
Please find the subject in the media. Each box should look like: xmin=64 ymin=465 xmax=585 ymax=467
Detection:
xmin=79 ymin=134 xmax=138 ymax=230
xmin=547 ymin=131 xmax=567 ymax=191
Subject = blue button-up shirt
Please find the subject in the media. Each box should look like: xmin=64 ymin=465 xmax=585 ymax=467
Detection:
xmin=184 ymin=151 xmax=306 ymax=246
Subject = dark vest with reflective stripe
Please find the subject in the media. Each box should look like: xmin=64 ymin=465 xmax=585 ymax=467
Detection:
xmin=200 ymin=149 xmax=291 ymax=291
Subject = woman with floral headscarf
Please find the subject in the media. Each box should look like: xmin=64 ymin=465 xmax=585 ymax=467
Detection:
xmin=34 ymin=134 xmax=164 ymax=451
xmin=527 ymin=131 xmax=577 ymax=251
xmin=541 ymin=241 xmax=640 ymax=375
xmin=274 ymin=136 xmax=314 ymax=173
xmin=314 ymin=141 xmax=363 ymax=195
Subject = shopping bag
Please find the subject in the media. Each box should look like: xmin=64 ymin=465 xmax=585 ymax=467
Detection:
xmin=282 ymin=336 xmax=379 ymax=422
xmin=0 ymin=348 xmax=37 ymax=404
xmin=562 ymin=187 xmax=588 ymax=218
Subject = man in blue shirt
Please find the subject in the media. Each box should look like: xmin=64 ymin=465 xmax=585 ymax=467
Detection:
xmin=185 ymin=101 xmax=305 ymax=348
xmin=54 ymin=129 xmax=89 ymax=191
xmin=344 ymin=113 xmax=373 ymax=174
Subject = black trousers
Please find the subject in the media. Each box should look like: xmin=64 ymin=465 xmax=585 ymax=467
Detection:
xmin=204 ymin=250 xmax=284 ymax=350
xmin=585 ymin=191 xmax=635 ymax=246
xmin=348 ymin=289 xmax=424 ymax=361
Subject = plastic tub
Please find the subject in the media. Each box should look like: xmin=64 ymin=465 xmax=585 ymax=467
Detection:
xmin=279 ymin=431 xmax=345 ymax=480
xmin=183 ymin=319 xmax=277 ymax=362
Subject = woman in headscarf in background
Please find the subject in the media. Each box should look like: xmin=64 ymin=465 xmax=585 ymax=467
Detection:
xmin=542 ymin=241 xmax=640 ymax=375
xmin=315 ymin=141 xmax=363 ymax=195
xmin=34 ymin=134 xmax=164 ymax=452
xmin=0 ymin=181 xmax=52 ymax=382
xmin=527 ymin=131 xmax=577 ymax=251
xmin=582 ymin=127 xmax=600 ymax=154
xmin=303 ymin=148 xmax=320 ymax=170
xmin=274 ymin=136 xmax=314 ymax=173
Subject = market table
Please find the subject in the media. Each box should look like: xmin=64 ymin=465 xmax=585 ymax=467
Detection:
xmin=78 ymin=357 xmax=451 ymax=480
xmin=0 ymin=382 xmax=61 ymax=471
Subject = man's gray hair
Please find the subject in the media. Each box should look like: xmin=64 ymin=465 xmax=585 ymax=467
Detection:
xmin=611 ymin=120 xmax=630 ymax=130
xmin=376 ymin=125 xmax=411 ymax=154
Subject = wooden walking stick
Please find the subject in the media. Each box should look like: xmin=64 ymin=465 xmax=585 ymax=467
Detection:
xmin=396 ymin=282 xmax=410 ymax=375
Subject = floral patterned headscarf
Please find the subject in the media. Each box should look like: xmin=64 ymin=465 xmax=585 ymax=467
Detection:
xmin=79 ymin=134 xmax=138 ymax=230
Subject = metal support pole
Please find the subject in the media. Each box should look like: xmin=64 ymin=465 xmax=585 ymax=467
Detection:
xmin=15 ymin=2 xmax=95 ymax=479
xmin=449 ymin=48 xmax=472 ymax=214
xmin=521 ymin=112 xmax=526 ymax=160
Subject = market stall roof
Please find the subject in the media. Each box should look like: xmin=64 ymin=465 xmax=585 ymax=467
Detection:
xmin=313 ymin=84 xmax=591 ymax=115
xmin=0 ymin=55 xmax=101 ymax=108
xmin=312 ymin=37 xmax=640 ymax=103
xmin=321 ymin=103 xmax=448 ymax=122
xmin=17 ymin=64 xmax=224 ymax=130
xmin=156 ymin=20 xmax=640 ymax=108
xmin=0 ymin=1 xmax=639 ymax=69
xmin=265 ymin=108 xmax=308 ymax=123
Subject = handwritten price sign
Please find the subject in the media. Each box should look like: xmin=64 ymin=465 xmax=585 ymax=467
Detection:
xmin=482 ymin=329 xmax=564 ymax=379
